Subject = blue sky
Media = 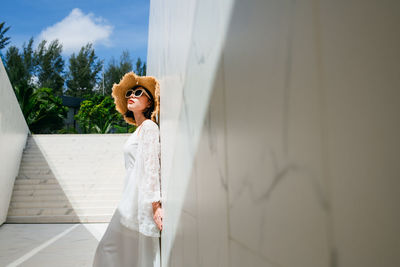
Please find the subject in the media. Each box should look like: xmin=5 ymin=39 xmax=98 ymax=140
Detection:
xmin=1 ymin=0 xmax=150 ymax=66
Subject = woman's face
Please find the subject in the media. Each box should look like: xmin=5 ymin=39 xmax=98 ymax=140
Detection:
xmin=127 ymin=88 xmax=150 ymax=112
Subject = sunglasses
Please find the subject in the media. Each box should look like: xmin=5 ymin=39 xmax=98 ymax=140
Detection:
xmin=125 ymin=87 xmax=151 ymax=99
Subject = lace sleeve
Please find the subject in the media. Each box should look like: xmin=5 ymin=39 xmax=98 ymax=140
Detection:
xmin=140 ymin=123 xmax=162 ymax=204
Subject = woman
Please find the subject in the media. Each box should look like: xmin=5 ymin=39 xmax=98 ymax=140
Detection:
xmin=93 ymin=72 xmax=163 ymax=267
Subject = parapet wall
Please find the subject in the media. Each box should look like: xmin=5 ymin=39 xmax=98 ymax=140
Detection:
xmin=0 ymin=57 xmax=30 ymax=225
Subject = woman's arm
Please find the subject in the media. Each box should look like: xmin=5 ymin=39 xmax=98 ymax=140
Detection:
xmin=140 ymin=123 xmax=163 ymax=231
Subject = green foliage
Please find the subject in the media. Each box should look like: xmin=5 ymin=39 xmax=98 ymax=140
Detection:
xmin=112 ymin=124 xmax=136 ymax=133
xmin=2 ymin=26 xmax=147 ymax=134
xmin=28 ymin=87 xmax=68 ymax=133
xmin=57 ymin=125 xmax=78 ymax=134
xmin=22 ymin=38 xmax=35 ymax=76
xmin=75 ymin=95 xmax=125 ymax=133
xmin=101 ymin=52 xmax=146 ymax=96
xmin=135 ymin=57 xmax=146 ymax=76
xmin=4 ymin=46 xmax=30 ymax=90
xmin=34 ymin=39 xmax=65 ymax=95
xmin=0 ymin=21 xmax=11 ymax=50
xmin=5 ymin=38 xmax=65 ymax=95
xmin=4 ymin=40 xmax=67 ymax=133
xmin=13 ymin=85 xmax=36 ymax=119
xmin=13 ymin=86 xmax=68 ymax=133
xmin=65 ymin=43 xmax=103 ymax=97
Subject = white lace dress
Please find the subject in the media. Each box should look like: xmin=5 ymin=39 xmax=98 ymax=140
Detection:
xmin=93 ymin=119 xmax=162 ymax=267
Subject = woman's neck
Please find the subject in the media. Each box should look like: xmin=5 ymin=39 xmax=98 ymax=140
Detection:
xmin=133 ymin=112 xmax=148 ymax=126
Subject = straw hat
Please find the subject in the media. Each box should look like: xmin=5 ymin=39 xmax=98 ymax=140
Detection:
xmin=111 ymin=71 xmax=160 ymax=126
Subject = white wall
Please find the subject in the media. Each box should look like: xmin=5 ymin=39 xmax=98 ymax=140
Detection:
xmin=0 ymin=57 xmax=30 ymax=225
xmin=147 ymin=0 xmax=234 ymax=265
xmin=147 ymin=0 xmax=400 ymax=266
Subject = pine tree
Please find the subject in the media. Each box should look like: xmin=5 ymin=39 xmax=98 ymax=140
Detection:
xmin=102 ymin=50 xmax=133 ymax=95
xmin=65 ymin=43 xmax=103 ymax=97
xmin=34 ymin=39 xmax=65 ymax=95
xmin=4 ymin=46 xmax=30 ymax=90
xmin=135 ymin=57 xmax=146 ymax=76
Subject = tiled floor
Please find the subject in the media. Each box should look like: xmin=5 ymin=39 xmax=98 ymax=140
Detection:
xmin=0 ymin=223 xmax=108 ymax=267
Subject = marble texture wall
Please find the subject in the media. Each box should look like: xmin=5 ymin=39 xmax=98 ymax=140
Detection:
xmin=147 ymin=0 xmax=400 ymax=266
xmin=0 ymin=57 xmax=30 ymax=225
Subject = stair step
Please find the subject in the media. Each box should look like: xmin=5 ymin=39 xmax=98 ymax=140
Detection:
xmin=11 ymin=188 xmax=122 ymax=196
xmin=13 ymin=184 xmax=122 ymax=190
xmin=9 ymin=200 xmax=119 ymax=208
xmin=6 ymin=214 xmax=113 ymax=223
xmin=20 ymin=160 xmax=49 ymax=167
xmin=14 ymin=179 xmax=122 ymax=186
xmin=17 ymin=173 xmax=54 ymax=177
xmin=7 ymin=135 xmax=126 ymax=224
xmin=14 ymin=178 xmax=58 ymax=184
xmin=20 ymin=166 xmax=52 ymax=170
xmin=21 ymin=157 xmax=47 ymax=160
xmin=11 ymin=194 xmax=121 ymax=202
xmin=18 ymin=170 xmax=53 ymax=175
xmin=22 ymin=147 xmax=42 ymax=151
xmin=21 ymin=154 xmax=44 ymax=157
xmin=7 ymin=207 xmax=116 ymax=216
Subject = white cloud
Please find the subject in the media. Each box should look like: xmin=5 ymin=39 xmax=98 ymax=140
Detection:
xmin=37 ymin=8 xmax=113 ymax=54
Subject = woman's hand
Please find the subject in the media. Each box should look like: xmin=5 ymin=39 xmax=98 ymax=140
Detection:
xmin=152 ymin=201 xmax=163 ymax=231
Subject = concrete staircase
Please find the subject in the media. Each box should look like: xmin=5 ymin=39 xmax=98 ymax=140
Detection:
xmin=6 ymin=134 xmax=129 ymax=223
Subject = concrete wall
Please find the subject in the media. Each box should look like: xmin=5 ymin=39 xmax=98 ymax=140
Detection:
xmin=147 ymin=0 xmax=400 ymax=266
xmin=0 ymin=57 xmax=30 ymax=225
xmin=147 ymin=0 xmax=234 ymax=265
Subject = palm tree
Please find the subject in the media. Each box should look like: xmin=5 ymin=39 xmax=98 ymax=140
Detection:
xmin=13 ymin=86 xmax=68 ymax=133
xmin=0 ymin=22 xmax=11 ymax=50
